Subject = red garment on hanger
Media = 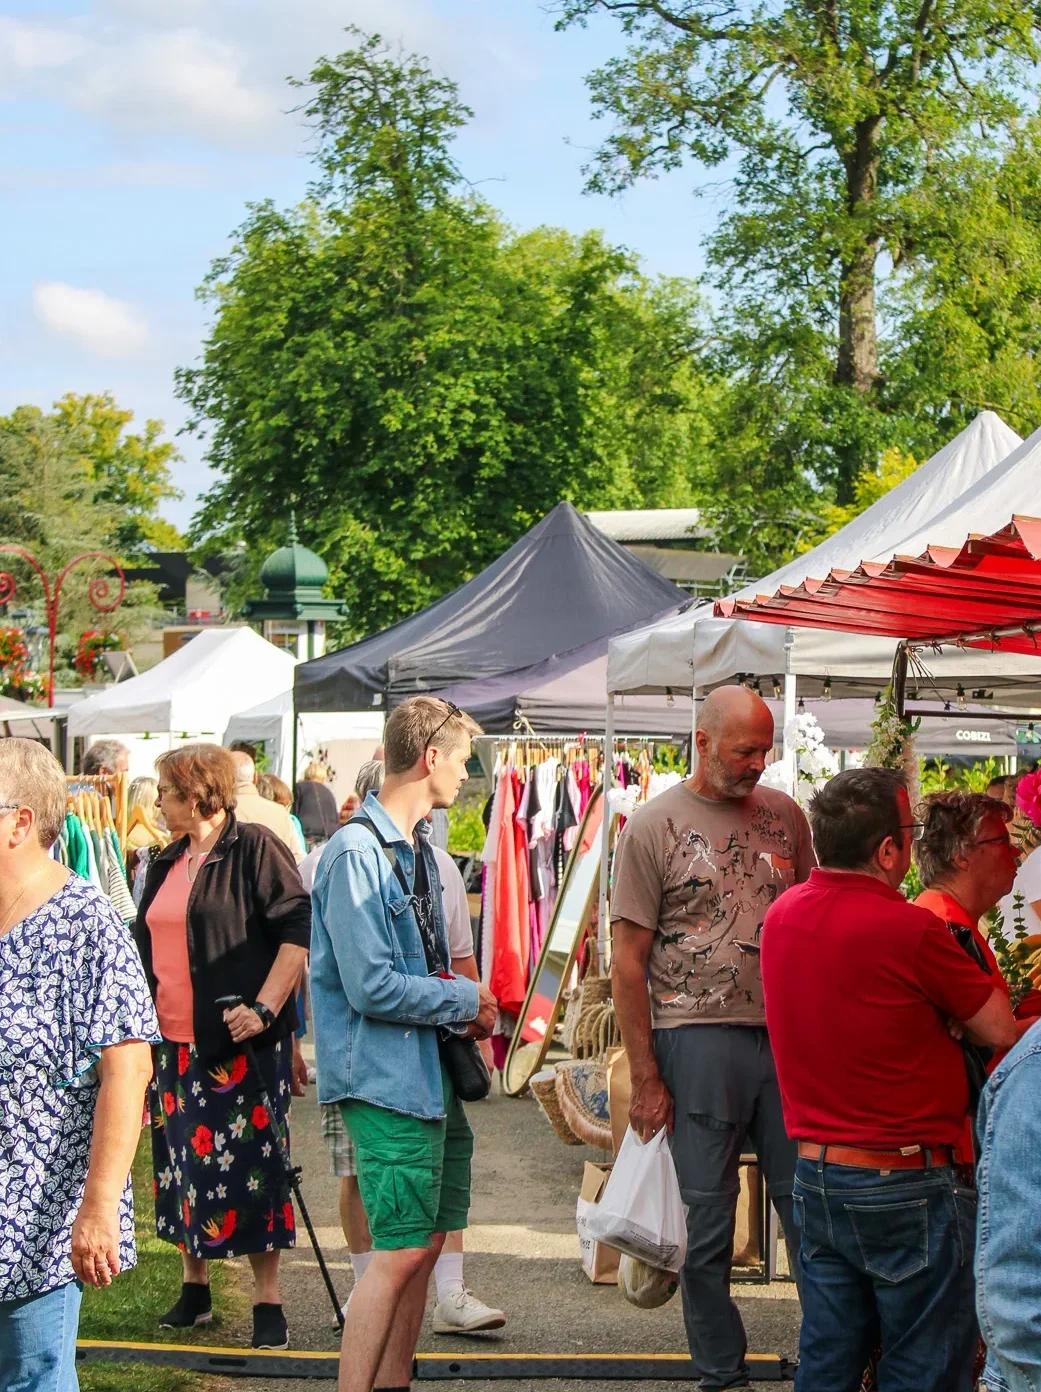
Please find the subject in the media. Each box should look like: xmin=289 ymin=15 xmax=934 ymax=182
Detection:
xmin=489 ymin=770 xmax=528 ymax=1016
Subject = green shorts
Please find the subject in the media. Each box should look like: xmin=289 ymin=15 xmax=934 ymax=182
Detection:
xmin=340 ymin=1068 xmax=474 ymax=1250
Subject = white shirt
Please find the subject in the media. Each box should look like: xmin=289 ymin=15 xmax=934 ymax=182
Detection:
xmin=299 ymin=840 xmax=475 ymax=961
xmin=997 ymin=845 xmax=1041 ymax=938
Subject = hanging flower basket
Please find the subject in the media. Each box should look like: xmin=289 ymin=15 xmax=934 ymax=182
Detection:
xmin=74 ymin=629 xmax=129 ymax=682
xmin=0 ymin=626 xmax=49 ymax=702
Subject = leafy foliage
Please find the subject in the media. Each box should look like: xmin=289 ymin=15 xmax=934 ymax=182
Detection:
xmin=179 ymin=31 xmax=719 ymax=635
xmin=0 ymin=406 xmax=166 ymax=679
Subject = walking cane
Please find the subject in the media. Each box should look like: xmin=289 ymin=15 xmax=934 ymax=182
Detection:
xmin=216 ymin=996 xmax=345 ymax=1330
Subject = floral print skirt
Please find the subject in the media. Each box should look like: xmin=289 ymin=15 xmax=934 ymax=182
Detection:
xmin=149 ymin=1036 xmax=296 ymax=1259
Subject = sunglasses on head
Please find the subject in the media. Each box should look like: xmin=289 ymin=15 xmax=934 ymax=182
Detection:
xmin=424 ymin=701 xmax=461 ymax=753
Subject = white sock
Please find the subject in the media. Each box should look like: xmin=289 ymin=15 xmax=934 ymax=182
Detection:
xmin=434 ymin=1251 xmax=465 ymax=1303
xmin=349 ymin=1250 xmax=373 ymax=1284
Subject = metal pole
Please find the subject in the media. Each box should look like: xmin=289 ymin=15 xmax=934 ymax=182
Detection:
xmin=782 ymin=628 xmax=797 ymax=798
xmin=597 ymin=694 xmax=615 ymax=973
xmin=291 ymin=684 xmax=299 ymax=787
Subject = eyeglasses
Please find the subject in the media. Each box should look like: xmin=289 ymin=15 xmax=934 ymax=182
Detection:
xmin=424 ymin=701 xmax=461 ymax=753
xmin=900 ymin=822 xmax=926 ymax=842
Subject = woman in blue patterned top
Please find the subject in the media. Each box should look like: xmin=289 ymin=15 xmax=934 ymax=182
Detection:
xmin=0 ymin=738 xmax=159 ymax=1392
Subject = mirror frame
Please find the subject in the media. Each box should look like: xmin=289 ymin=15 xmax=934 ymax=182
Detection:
xmin=502 ymin=784 xmax=607 ymax=1097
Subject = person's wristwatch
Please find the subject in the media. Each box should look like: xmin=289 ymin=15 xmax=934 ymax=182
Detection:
xmin=252 ymin=1001 xmax=276 ymax=1030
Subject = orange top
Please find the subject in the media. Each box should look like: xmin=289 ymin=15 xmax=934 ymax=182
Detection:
xmin=145 ymin=852 xmax=200 ymax=1043
xmin=914 ymin=887 xmax=1005 ymax=991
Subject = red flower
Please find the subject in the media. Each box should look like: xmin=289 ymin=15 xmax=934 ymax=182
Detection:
xmin=265 ymin=1208 xmax=274 ymax=1233
xmin=152 ymin=1179 xmax=158 ymax=1199
xmin=251 ymin=1104 xmax=269 ymax=1130
xmin=182 ymin=1199 xmax=191 ymax=1228
xmin=177 ymin=1046 xmax=190 ymax=1076
xmin=190 ymin=1124 xmax=214 ymax=1158
xmin=282 ymin=1201 xmax=295 ymax=1232
xmin=162 ymin=1091 xmax=175 ymax=1116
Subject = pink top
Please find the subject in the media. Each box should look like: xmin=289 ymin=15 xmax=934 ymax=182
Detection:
xmin=145 ymin=852 xmax=200 ymax=1043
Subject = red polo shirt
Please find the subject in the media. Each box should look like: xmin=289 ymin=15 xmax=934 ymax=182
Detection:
xmin=761 ymin=868 xmax=994 ymax=1149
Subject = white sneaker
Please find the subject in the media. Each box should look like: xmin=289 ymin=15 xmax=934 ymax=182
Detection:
xmin=432 ymin=1288 xmax=506 ymax=1334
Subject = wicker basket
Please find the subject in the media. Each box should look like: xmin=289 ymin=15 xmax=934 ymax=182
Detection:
xmin=555 ymin=1058 xmax=612 ymax=1150
xmin=562 ymin=973 xmax=614 ymax=1058
xmin=531 ymin=1069 xmax=583 ymax=1146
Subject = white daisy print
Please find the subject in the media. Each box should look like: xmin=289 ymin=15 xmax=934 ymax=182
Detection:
xmin=230 ymin=1116 xmax=246 ymax=1140
xmin=159 ymin=1168 xmax=173 ymax=1189
xmin=218 ymin=1152 xmax=235 ymax=1172
xmin=214 ymin=1133 xmax=226 ymax=1151
xmin=216 ymin=1184 xmax=228 ymax=1199
xmin=261 ymin=1142 xmax=272 ymax=1158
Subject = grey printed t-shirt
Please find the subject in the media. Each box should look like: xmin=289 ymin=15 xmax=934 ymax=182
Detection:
xmin=611 ymin=780 xmax=814 ymax=1027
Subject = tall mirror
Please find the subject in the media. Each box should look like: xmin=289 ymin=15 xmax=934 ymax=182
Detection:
xmin=503 ymin=786 xmax=609 ymax=1096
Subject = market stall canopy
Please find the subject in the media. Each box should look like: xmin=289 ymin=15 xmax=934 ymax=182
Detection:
xmin=0 ymin=695 xmax=55 ymax=739
xmin=223 ymin=691 xmax=384 ymax=780
xmin=295 ymin=502 xmax=689 ymax=713
xmin=68 ymin=627 xmax=296 ymax=737
xmin=608 ymin=411 xmax=1039 ymax=697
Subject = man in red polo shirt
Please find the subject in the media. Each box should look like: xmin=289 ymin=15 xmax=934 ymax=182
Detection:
xmin=761 ymin=767 xmax=1017 ymax=1392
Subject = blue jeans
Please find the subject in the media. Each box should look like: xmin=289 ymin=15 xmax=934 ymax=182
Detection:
xmin=793 ymin=1156 xmax=978 ymax=1392
xmin=0 ymin=1282 xmax=82 ymax=1392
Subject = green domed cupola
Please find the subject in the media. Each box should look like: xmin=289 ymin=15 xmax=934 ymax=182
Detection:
xmin=244 ymin=514 xmax=347 ymax=660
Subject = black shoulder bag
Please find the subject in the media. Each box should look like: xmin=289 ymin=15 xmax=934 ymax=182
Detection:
xmin=353 ymin=816 xmax=491 ymax=1102
xmin=946 ymin=920 xmax=993 ymax=1155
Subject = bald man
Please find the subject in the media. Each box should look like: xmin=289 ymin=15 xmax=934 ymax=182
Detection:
xmin=611 ymin=686 xmax=814 ymax=1391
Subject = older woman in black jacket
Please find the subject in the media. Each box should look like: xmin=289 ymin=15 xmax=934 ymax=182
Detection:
xmin=134 ymin=743 xmax=310 ymax=1351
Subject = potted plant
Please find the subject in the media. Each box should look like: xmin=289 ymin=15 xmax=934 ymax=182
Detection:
xmin=74 ymin=628 xmax=129 ymax=688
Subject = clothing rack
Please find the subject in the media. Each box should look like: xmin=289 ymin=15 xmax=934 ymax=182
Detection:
xmin=65 ymin=772 xmax=128 ymax=854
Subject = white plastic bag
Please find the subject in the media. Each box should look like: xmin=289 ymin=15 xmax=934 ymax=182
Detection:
xmin=585 ymin=1126 xmax=688 ymax=1273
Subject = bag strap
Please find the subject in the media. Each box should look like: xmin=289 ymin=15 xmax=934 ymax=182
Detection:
xmin=351 ymin=814 xmax=411 ymax=900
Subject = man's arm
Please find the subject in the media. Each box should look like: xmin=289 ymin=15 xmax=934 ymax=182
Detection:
xmin=961 ymin=987 xmax=1018 ymax=1051
xmin=977 ymin=1048 xmax=1041 ymax=1385
xmin=612 ymin=919 xmax=673 ymax=1141
xmin=71 ymin=1040 xmax=154 ymax=1287
xmin=317 ymin=845 xmax=480 ymax=1028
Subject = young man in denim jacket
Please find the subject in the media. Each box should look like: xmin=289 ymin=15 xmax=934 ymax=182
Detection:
xmin=976 ymin=1021 xmax=1041 ymax=1392
xmin=311 ymin=697 xmax=497 ymax=1392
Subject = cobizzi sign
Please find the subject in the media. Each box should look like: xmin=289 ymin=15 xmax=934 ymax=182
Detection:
xmin=955 ymin=729 xmax=992 ymax=742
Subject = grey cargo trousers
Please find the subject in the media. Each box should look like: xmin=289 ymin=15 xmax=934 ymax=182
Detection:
xmin=653 ymin=1024 xmax=799 ymax=1391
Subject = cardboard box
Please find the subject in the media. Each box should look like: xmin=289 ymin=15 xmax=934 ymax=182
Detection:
xmin=576 ymin=1161 xmax=621 ymax=1284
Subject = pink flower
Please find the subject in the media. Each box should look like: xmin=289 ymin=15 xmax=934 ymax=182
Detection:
xmin=1016 ymin=771 xmax=1041 ymax=828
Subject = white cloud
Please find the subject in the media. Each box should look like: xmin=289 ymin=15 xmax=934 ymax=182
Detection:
xmin=74 ymin=29 xmax=276 ymax=144
xmin=33 ymin=283 xmax=150 ymax=358
xmin=0 ymin=2 xmax=538 ymax=151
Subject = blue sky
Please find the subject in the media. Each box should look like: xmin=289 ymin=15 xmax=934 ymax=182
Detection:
xmin=0 ymin=0 xmax=720 ymax=533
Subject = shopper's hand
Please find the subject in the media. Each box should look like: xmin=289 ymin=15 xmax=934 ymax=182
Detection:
xmin=629 ymin=1071 xmax=674 ymax=1142
xmin=223 ymin=1004 xmax=266 ymax=1043
xmin=71 ymin=1202 xmax=121 ymax=1288
xmin=947 ymin=1018 xmax=965 ymax=1041
xmin=465 ymin=983 xmax=498 ymax=1040
xmin=291 ymin=1039 xmax=309 ymax=1097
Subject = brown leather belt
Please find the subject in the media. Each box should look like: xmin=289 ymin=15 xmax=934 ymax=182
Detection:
xmin=798 ymin=1141 xmax=955 ymax=1171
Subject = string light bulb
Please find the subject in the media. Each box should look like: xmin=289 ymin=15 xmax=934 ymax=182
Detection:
xmin=957 ymin=684 xmax=967 ymax=711
xmin=822 ymin=675 xmax=832 ymax=701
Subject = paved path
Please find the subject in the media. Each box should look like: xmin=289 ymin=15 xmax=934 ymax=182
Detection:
xmin=227 ymin=1052 xmax=801 ymax=1392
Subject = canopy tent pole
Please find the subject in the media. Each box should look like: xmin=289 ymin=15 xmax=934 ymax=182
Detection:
xmin=597 ymin=694 xmax=615 ymax=973
xmin=291 ymin=685 xmax=299 ymax=788
xmin=690 ymin=681 xmax=698 ymax=773
xmin=782 ymin=628 xmax=798 ymax=798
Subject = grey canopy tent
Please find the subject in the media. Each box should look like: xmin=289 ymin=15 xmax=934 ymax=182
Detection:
xmin=293 ymin=502 xmax=689 ymax=713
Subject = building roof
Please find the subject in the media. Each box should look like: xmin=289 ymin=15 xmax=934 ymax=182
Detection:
xmin=584 ymin=508 xmax=708 ymax=543
xmin=627 ymin=546 xmax=740 ymax=585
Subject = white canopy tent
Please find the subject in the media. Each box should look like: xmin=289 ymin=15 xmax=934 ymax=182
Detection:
xmin=223 ymin=692 xmax=384 ymax=783
xmin=608 ymin=410 xmax=1031 ymax=700
xmin=68 ymin=627 xmax=297 ymax=740
xmin=597 ymin=410 xmax=1037 ymax=958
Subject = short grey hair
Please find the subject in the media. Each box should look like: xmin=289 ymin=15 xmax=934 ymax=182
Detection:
xmin=0 ymin=738 xmax=66 ymax=848
xmin=82 ymin=739 xmax=128 ymax=776
xmin=915 ymin=791 xmax=1011 ymax=887
xmin=355 ymin=759 xmax=385 ymax=801
xmin=229 ymin=750 xmax=256 ymax=788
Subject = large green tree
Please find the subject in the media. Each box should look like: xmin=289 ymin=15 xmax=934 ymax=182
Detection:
xmin=555 ymin=0 xmax=1041 ymax=498
xmin=179 ymin=31 xmax=718 ymax=634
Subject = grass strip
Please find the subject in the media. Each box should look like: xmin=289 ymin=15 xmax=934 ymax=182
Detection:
xmin=78 ymin=1133 xmax=245 ymax=1391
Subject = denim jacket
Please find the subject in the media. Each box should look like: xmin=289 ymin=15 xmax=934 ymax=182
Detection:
xmin=310 ymin=793 xmax=479 ymax=1121
xmin=976 ymin=1020 xmax=1041 ymax=1392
